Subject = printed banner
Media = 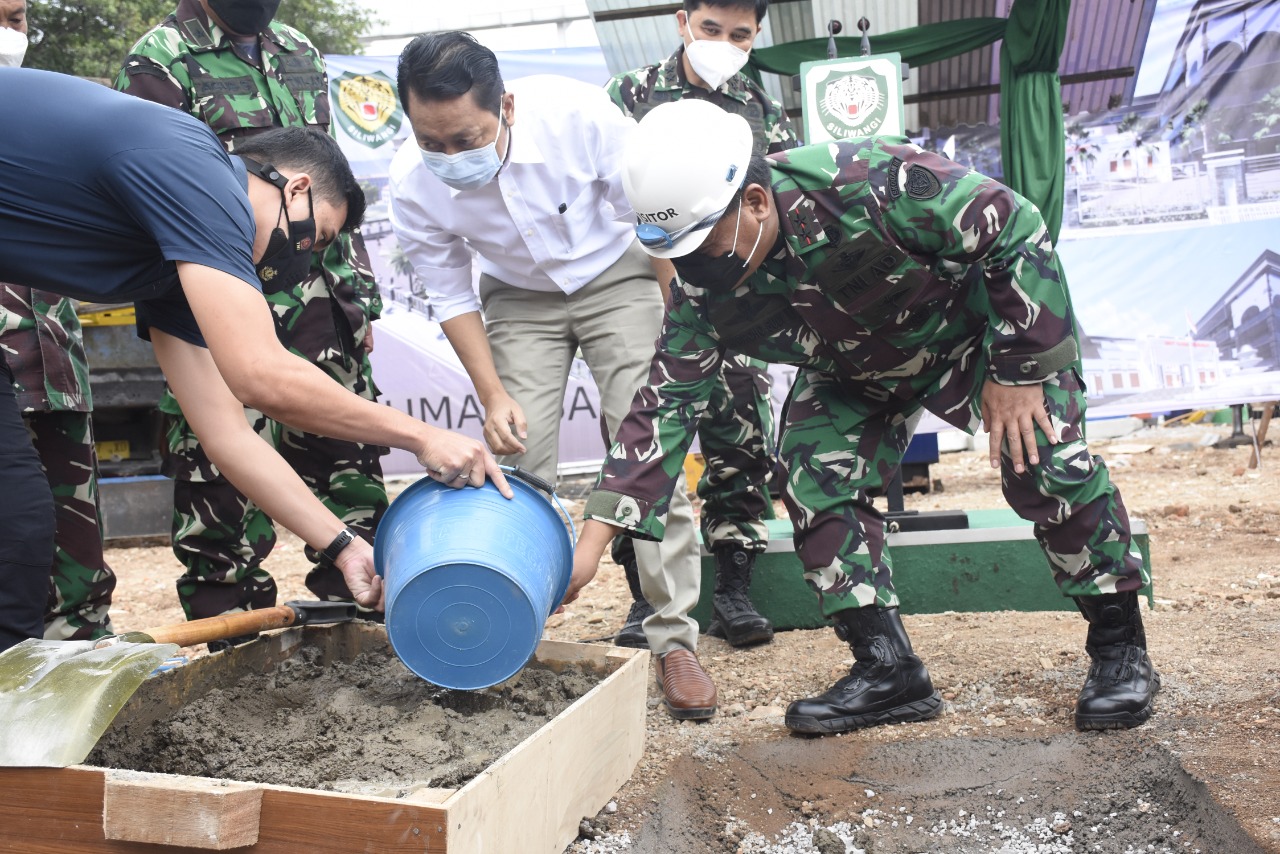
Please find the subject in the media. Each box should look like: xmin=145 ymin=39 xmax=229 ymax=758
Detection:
xmin=906 ymin=1 xmax=1280 ymax=419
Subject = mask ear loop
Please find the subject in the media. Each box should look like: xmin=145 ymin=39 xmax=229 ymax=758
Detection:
xmin=740 ymin=203 xmax=763 ymax=270
xmin=726 ymin=203 xmax=743 ymax=258
xmin=291 ymin=185 xmax=316 ymax=250
xmin=243 ymin=156 xmax=294 ymax=233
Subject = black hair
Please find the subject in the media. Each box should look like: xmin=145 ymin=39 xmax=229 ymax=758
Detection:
xmin=397 ymin=31 xmax=504 ymax=116
xmin=682 ymin=0 xmax=769 ymax=25
xmin=236 ymin=127 xmax=366 ymax=232
xmin=727 ymin=153 xmax=773 ymax=211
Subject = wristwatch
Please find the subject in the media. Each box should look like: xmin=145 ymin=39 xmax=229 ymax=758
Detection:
xmin=320 ymin=528 xmax=357 ymax=565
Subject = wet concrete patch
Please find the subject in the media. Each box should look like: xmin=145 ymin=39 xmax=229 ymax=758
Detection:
xmin=87 ymin=642 xmax=602 ymax=796
xmin=630 ymin=732 xmax=1266 ymax=853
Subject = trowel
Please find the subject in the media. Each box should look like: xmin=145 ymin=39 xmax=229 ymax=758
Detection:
xmin=0 ymin=600 xmax=356 ymax=767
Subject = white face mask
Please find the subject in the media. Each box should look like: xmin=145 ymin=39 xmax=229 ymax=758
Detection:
xmin=419 ymin=118 xmax=506 ymax=192
xmin=0 ymin=27 xmax=27 ymax=68
xmin=684 ymin=31 xmax=750 ymax=90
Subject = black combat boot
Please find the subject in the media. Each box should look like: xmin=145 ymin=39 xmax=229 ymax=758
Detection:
xmin=785 ymin=606 xmax=941 ymax=735
xmin=612 ymin=537 xmax=652 ymax=649
xmin=706 ymin=544 xmax=773 ymax=647
xmin=1073 ymin=591 xmax=1160 ymax=731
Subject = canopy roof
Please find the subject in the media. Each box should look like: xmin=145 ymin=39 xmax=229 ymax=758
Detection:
xmin=585 ymin=0 xmax=1160 ymax=129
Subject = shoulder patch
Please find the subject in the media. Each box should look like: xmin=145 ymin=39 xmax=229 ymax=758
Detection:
xmin=180 ymin=18 xmax=214 ymax=49
xmin=786 ymin=204 xmax=825 ymax=251
xmin=906 ymin=164 xmax=942 ymax=200
xmin=885 ymin=156 xmax=903 ymax=200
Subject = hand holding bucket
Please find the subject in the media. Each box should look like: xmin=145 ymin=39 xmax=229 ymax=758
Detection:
xmin=417 ymin=428 xmax=513 ymax=497
xmin=374 ymin=466 xmax=574 ymax=690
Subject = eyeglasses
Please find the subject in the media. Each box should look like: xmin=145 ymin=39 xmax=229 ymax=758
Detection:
xmin=634 ymin=206 xmax=728 ymax=251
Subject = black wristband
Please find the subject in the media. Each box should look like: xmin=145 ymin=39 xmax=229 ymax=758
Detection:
xmin=320 ymin=528 xmax=356 ymax=565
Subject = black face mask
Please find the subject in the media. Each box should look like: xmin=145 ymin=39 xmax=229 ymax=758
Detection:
xmin=671 ymin=205 xmax=763 ymax=293
xmin=206 ymin=0 xmax=281 ymax=35
xmin=243 ymin=158 xmax=317 ymax=291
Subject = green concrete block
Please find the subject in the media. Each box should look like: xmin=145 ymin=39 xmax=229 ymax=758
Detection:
xmin=691 ymin=509 xmax=1152 ymax=632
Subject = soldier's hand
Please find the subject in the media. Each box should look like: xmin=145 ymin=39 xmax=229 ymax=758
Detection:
xmin=482 ymin=392 xmax=528 ymax=456
xmin=363 ymin=326 xmax=374 ymax=354
xmin=333 ymin=537 xmax=384 ymax=611
xmin=560 ymin=519 xmax=619 ymax=610
xmin=980 ymin=379 xmax=1058 ymax=474
xmin=417 ymin=428 xmax=514 ymax=498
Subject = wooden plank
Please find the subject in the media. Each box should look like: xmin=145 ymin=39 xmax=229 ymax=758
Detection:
xmin=445 ymin=644 xmax=649 ymax=854
xmin=0 ymin=767 xmax=450 ymax=853
xmin=402 ymin=786 xmax=458 ymax=805
xmin=104 ymin=773 xmax=262 ymax=849
xmin=255 ymin=787 xmax=448 ymax=853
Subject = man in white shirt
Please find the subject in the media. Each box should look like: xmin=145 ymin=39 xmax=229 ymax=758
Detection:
xmin=388 ymin=32 xmax=714 ymax=720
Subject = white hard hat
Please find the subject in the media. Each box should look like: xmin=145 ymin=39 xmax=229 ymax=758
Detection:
xmin=622 ymin=99 xmax=754 ymax=259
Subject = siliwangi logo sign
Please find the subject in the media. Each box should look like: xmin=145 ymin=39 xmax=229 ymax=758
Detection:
xmin=801 ymin=55 xmax=904 ymax=143
xmin=332 ymin=70 xmax=402 ymax=149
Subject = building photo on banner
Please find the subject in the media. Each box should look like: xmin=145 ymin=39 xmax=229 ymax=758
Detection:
xmin=919 ymin=0 xmax=1280 ymax=420
xmin=1056 ymin=0 xmax=1280 ymax=417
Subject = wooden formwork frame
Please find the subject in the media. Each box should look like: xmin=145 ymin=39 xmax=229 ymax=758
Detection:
xmin=0 ymin=625 xmax=649 ymax=853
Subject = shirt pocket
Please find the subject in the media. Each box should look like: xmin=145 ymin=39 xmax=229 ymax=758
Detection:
xmin=550 ymin=186 xmax=597 ymax=253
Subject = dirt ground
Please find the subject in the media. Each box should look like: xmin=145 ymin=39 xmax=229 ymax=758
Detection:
xmin=103 ymin=421 xmax=1280 ymax=853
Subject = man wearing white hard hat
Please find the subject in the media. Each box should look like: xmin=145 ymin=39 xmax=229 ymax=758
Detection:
xmin=566 ymin=99 xmax=1158 ymax=736
xmin=602 ymin=0 xmax=799 ymax=653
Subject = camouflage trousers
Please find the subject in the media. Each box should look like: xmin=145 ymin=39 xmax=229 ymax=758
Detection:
xmin=22 ymin=410 xmax=116 ymax=640
xmin=780 ymin=366 xmax=1147 ymax=618
xmin=696 ymin=351 xmax=776 ymax=552
xmin=165 ymin=404 xmax=387 ymax=621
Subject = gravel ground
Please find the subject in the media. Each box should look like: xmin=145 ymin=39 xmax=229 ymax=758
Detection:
xmin=106 ymin=422 xmax=1280 ymax=853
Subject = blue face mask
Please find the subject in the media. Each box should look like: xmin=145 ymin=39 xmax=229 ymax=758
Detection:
xmin=419 ymin=117 xmax=507 ymax=192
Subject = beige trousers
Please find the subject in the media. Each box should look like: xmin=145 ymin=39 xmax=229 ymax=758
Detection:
xmin=479 ymin=242 xmax=702 ymax=653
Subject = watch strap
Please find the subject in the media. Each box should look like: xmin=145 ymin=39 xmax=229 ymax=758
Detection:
xmin=320 ymin=528 xmax=356 ymax=565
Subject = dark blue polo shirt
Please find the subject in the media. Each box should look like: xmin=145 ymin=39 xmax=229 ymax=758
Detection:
xmin=0 ymin=68 xmax=262 ymax=345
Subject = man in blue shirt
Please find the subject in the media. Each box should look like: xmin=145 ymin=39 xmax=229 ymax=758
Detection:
xmin=0 ymin=68 xmax=510 ymax=652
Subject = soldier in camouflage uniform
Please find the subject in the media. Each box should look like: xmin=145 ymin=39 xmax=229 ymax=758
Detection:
xmin=566 ymin=100 xmax=1159 ymax=734
xmin=0 ymin=286 xmax=116 ymax=640
xmin=603 ymin=0 xmax=793 ymax=650
xmin=114 ymin=0 xmax=387 ymax=623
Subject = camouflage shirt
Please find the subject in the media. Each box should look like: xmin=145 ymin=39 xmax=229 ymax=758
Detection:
xmin=114 ymin=0 xmax=380 ymax=361
xmin=585 ymin=137 xmax=1078 ymax=540
xmin=0 ymin=286 xmax=91 ymax=412
xmin=605 ymin=46 xmax=798 ymax=156
xmin=114 ymin=0 xmax=329 ymax=145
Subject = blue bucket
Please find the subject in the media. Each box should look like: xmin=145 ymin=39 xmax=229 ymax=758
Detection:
xmin=373 ymin=468 xmax=573 ymax=690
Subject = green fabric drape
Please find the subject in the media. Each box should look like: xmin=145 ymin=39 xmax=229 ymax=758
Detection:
xmin=999 ymin=0 xmax=1077 ymax=354
xmin=748 ymin=18 xmax=1008 ymax=77
xmin=999 ymin=0 xmax=1070 ymax=242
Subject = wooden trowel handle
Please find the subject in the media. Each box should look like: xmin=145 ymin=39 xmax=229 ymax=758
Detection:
xmin=137 ymin=605 xmax=299 ymax=647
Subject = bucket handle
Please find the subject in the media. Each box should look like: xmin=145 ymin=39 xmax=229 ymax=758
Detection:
xmin=501 ymin=465 xmax=577 ymax=542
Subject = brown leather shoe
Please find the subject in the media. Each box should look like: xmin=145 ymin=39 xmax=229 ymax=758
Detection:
xmin=655 ymin=647 xmax=717 ymax=721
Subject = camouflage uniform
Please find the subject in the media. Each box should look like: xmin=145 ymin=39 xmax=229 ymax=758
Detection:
xmin=585 ymin=138 xmax=1148 ymax=616
xmin=114 ymin=0 xmax=387 ymax=619
xmin=605 ymin=46 xmax=797 ymax=551
xmin=0 ymin=285 xmax=115 ymax=640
